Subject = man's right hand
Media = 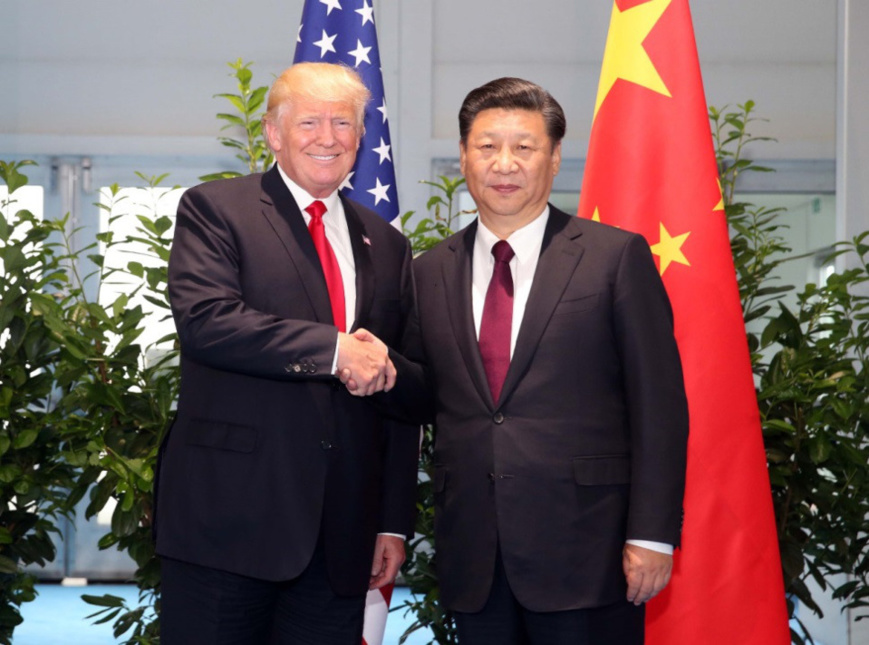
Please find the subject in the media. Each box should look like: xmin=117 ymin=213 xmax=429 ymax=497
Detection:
xmin=336 ymin=328 xmax=396 ymax=396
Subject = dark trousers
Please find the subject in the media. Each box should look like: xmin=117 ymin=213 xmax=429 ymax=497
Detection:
xmin=160 ymin=541 xmax=365 ymax=645
xmin=454 ymin=552 xmax=645 ymax=645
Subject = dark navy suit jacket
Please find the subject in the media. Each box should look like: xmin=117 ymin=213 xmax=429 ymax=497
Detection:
xmin=155 ymin=166 xmax=424 ymax=595
xmin=411 ymin=207 xmax=689 ymax=612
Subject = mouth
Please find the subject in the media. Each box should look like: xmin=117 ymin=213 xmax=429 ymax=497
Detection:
xmin=309 ymin=154 xmax=339 ymax=162
xmin=490 ymin=184 xmax=520 ymax=194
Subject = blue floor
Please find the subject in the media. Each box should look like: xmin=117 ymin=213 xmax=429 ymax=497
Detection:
xmin=16 ymin=584 xmax=433 ymax=644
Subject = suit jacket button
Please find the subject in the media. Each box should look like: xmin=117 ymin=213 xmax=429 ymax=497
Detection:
xmin=321 ymin=441 xmax=333 ymax=450
xmin=493 ymin=412 xmax=505 ymax=424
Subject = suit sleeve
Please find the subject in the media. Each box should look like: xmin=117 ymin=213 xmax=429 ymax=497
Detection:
xmin=370 ymin=238 xmax=434 ymax=425
xmin=169 ymin=185 xmax=338 ymax=380
xmin=377 ymin=419 xmax=421 ymax=537
xmin=613 ymin=234 xmax=689 ymax=547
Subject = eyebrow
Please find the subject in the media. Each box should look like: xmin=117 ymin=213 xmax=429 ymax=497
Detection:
xmin=475 ymin=130 xmax=540 ymax=139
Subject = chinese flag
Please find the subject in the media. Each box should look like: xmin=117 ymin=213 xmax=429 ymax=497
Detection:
xmin=578 ymin=0 xmax=790 ymax=642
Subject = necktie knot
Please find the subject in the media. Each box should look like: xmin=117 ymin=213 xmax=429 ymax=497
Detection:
xmin=492 ymin=240 xmax=515 ymax=265
xmin=306 ymin=200 xmax=327 ymax=221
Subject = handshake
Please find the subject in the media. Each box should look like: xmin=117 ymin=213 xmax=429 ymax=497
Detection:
xmin=335 ymin=328 xmax=396 ymax=396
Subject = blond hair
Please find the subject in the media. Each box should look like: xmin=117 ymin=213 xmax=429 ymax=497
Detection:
xmin=263 ymin=62 xmax=371 ymax=130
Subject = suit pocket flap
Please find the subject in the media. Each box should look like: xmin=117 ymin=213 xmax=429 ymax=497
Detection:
xmin=187 ymin=419 xmax=258 ymax=454
xmin=554 ymin=293 xmax=599 ymax=315
xmin=573 ymin=455 xmax=630 ymax=485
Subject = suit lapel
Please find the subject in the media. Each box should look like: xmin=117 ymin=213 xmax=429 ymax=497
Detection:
xmin=342 ymin=197 xmax=374 ymax=332
xmin=499 ymin=208 xmax=585 ymax=404
xmin=259 ymin=167 xmax=334 ymax=325
xmin=443 ymin=220 xmax=496 ymax=409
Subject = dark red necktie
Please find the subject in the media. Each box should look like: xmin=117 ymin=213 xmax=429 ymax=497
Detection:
xmin=479 ymin=240 xmax=515 ymax=404
xmin=306 ymin=200 xmax=346 ymax=332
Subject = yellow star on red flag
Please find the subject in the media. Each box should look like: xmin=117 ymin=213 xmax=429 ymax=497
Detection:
xmin=650 ymin=222 xmax=690 ymax=275
xmin=594 ymin=0 xmax=673 ymax=120
xmin=714 ymin=178 xmax=725 ymax=211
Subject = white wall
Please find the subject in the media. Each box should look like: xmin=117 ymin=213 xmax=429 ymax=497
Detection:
xmin=0 ymin=0 xmax=838 ymax=213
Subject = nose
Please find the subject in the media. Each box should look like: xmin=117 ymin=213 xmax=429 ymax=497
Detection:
xmin=315 ymin=121 xmax=337 ymax=147
xmin=493 ymin=146 xmax=517 ymax=173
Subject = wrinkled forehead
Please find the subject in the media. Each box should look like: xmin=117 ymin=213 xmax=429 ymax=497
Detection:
xmin=466 ymin=108 xmax=552 ymax=144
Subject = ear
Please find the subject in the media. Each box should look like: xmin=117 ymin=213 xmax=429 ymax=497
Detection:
xmin=459 ymin=141 xmax=467 ymax=176
xmin=264 ymin=118 xmax=281 ymax=152
xmin=551 ymin=140 xmax=562 ymax=176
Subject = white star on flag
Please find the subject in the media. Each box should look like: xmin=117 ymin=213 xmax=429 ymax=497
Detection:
xmin=312 ymin=30 xmax=337 ymax=57
xmin=295 ymin=0 xmax=401 ymax=222
xmin=319 ymin=0 xmax=342 ymax=16
xmin=372 ymin=138 xmax=391 ymax=164
xmin=356 ymin=0 xmax=375 ymax=26
xmin=348 ymin=39 xmax=372 ymax=67
xmin=376 ymin=100 xmax=388 ymax=124
xmin=367 ymin=178 xmax=391 ymax=205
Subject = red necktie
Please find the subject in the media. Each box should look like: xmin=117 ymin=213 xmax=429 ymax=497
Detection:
xmin=479 ymin=240 xmax=515 ymax=404
xmin=306 ymin=200 xmax=346 ymax=332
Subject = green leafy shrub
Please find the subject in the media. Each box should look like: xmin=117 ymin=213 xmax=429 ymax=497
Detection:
xmin=0 ymin=160 xmax=80 ymax=644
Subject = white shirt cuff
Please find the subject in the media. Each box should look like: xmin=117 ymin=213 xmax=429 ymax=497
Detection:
xmin=377 ymin=532 xmax=406 ymax=540
xmin=625 ymin=539 xmax=673 ymax=555
xmin=331 ymin=334 xmax=340 ymax=374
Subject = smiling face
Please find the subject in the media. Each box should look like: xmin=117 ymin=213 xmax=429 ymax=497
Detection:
xmin=265 ymin=97 xmax=361 ymax=198
xmin=460 ymin=108 xmax=561 ymax=237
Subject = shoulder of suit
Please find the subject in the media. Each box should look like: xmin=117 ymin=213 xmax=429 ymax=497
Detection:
xmin=556 ymin=208 xmax=644 ymax=247
xmin=342 ymin=196 xmax=410 ymax=247
xmin=411 ymin=223 xmax=471 ymax=274
xmin=184 ymin=172 xmax=265 ymax=201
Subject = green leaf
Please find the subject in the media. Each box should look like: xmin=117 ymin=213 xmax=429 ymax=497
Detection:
xmin=154 ymin=215 xmax=173 ymax=235
xmin=0 ymin=554 xmax=19 ymax=574
xmin=0 ymin=160 xmax=35 ymax=194
xmin=82 ymin=594 xmax=126 ymax=608
xmin=214 ymin=93 xmax=246 ymax=112
xmin=808 ymin=434 xmax=833 ymax=464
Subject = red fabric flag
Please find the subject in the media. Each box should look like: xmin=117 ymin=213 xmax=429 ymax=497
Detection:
xmin=578 ymin=1 xmax=790 ymax=642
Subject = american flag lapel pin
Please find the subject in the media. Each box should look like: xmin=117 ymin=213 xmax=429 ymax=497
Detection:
xmin=362 ymin=235 xmax=371 ymax=246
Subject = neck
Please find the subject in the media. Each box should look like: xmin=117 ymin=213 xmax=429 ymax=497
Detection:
xmin=478 ymin=209 xmax=546 ymax=240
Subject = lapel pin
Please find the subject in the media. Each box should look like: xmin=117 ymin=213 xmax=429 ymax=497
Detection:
xmin=362 ymin=235 xmax=371 ymax=246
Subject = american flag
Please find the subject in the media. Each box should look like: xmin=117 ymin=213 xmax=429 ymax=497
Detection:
xmin=294 ymin=3 xmax=400 ymax=643
xmin=294 ymin=0 xmax=400 ymax=223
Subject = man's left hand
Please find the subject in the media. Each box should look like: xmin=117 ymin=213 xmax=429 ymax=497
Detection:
xmin=369 ymin=535 xmax=405 ymax=590
xmin=623 ymin=543 xmax=673 ymax=606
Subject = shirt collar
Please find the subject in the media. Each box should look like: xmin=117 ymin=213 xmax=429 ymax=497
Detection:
xmin=475 ymin=205 xmax=551 ymax=263
xmin=275 ymin=164 xmax=341 ymax=216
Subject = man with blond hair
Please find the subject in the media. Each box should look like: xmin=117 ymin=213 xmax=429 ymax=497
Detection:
xmin=156 ymin=62 xmax=425 ymax=644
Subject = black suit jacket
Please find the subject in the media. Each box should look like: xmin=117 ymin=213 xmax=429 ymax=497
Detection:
xmin=155 ymin=166 xmax=424 ymax=595
xmin=411 ymin=207 xmax=689 ymax=612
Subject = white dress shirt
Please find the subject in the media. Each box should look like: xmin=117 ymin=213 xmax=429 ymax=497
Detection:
xmin=278 ymin=165 xmax=357 ymax=333
xmin=472 ymin=209 xmax=672 ymax=556
xmin=277 ymin=166 xmax=356 ymax=375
